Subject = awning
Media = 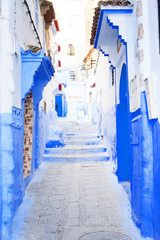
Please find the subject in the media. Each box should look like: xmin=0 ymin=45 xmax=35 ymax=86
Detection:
xmin=90 ymin=0 xmax=133 ymax=69
xmin=90 ymin=0 xmax=132 ymax=45
xmin=21 ymin=48 xmax=55 ymax=107
xmin=83 ymin=47 xmax=95 ymax=63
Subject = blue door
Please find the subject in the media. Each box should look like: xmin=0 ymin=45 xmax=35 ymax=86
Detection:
xmin=55 ymin=95 xmax=62 ymax=117
xmin=116 ymin=63 xmax=131 ymax=181
xmin=55 ymin=94 xmax=67 ymax=117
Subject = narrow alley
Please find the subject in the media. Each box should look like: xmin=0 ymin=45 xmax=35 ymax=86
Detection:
xmin=12 ymin=121 xmax=143 ymax=240
xmin=1 ymin=0 xmax=160 ymax=239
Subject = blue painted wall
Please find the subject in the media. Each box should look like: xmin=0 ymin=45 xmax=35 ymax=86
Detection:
xmin=12 ymin=107 xmax=24 ymax=216
xmin=1 ymin=113 xmax=14 ymax=240
xmin=0 ymin=114 xmax=2 ymax=240
xmin=140 ymin=92 xmax=153 ymax=238
xmin=0 ymin=48 xmax=55 ymax=239
xmin=131 ymin=92 xmax=153 ymax=238
xmin=130 ymin=108 xmax=142 ymax=228
xmin=153 ymin=120 xmax=160 ymax=240
xmin=11 ymin=102 xmax=34 ymax=218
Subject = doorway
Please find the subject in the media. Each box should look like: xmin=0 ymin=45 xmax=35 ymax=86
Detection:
xmin=116 ymin=63 xmax=131 ymax=181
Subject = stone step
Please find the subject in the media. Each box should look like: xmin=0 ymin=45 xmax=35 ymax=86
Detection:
xmin=63 ymin=134 xmax=100 ymax=140
xmin=64 ymin=138 xmax=101 ymax=145
xmin=43 ymin=152 xmax=110 ymax=162
xmin=45 ymin=145 xmax=107 ymax=154
xmin=58 ymin=121 xmax=98 ymax=129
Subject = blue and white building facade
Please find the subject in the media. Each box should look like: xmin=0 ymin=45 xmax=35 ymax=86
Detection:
xmin=54 ymin=0 xmax=87 ymax=121
xmin=89 ymin=0 xmax=160 ymax=239
xmin=0 ymin=0 xmax=59 ymax=239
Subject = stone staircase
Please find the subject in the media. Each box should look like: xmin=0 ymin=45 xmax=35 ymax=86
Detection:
xmin=43 ymin=121 xmax=109 ymax=162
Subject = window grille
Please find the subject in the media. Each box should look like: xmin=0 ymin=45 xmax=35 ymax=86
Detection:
xmin=69 ymin=71 xmax=75 ymax=81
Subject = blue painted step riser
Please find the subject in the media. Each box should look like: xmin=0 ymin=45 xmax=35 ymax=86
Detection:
xmin=63 ymin=135 xmax=100 ymax=140
xmin=43 ymin=156 xmax=110 ymax=162
xmin=44 ymin=148 xmax=107 ymax=154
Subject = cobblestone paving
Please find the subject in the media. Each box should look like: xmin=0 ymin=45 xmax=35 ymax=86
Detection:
xmin=11 ymin=161 xmax=145 ymax=240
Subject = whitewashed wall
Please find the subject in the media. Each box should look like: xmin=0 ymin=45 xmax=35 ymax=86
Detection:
xmin=95 ymin=52 xmax=117 ymax=160
xmin=0 ymin=1 xmax=15 ymax=113
xmin=0 ymin=0 xmax=46 ymax=111
xmin=144 ymin=0 xmax=160 ymax=119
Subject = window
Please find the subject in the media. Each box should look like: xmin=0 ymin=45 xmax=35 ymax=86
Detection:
xmin=67 ymin=44 xmax=75 ymax=56
xmin=69 ymin=71 xmax=75 ymax=81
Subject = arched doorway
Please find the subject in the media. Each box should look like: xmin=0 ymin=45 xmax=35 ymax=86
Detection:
xmin=55 ymin=94 xmax=67 ymax=117
xmin=116 ymin=63 xmax=131 ymax=181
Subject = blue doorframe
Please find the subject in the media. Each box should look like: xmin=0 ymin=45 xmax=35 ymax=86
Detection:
xmin=116 ymin=63 xmax=131 ymax=181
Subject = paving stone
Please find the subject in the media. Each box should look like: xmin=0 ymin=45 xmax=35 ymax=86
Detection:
xmin=41 ymin=216 xmax=60 ymax=225
xmin=67 ymin=218 xmax=79 ymax=226
xmin=41 ymin=223 xmax=58 ymax=233
xmin=67 ymin=209 xmax=79 ymax=218
xmin=37 ymin=233 xmax=56 ymax=240
xmin=85 ymin=217 xmax=105 ymax=226
xmin=85 ymin=208 xmax=101 ymax=217
xmin=78 ymin=231 xmax=131 ymax=240
xmin=11 ymin=121 xmax=145 ymax=240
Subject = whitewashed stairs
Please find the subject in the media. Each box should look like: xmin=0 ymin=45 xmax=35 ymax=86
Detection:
xmin=43 ymin=122 xmax=109 ymax=162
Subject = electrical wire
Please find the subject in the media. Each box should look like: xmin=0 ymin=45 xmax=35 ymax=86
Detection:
xmin=22 ymin=0 xmax=42 ymax=48
xmin=57 ymin=63 xmax=93 ymax=72
xmin=57 ymin=64 xmax=83 ymax=72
